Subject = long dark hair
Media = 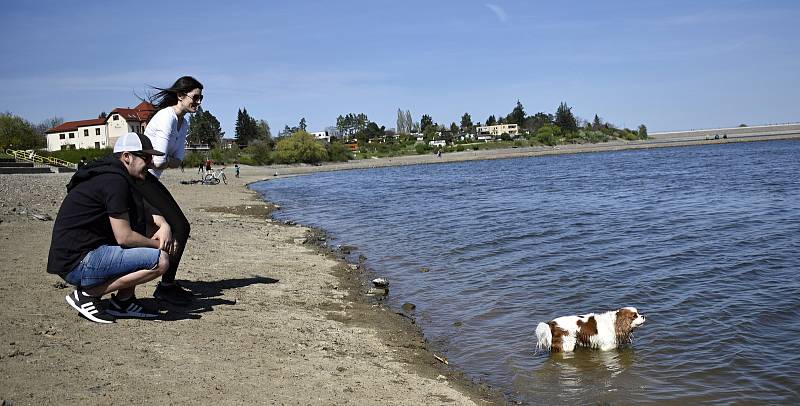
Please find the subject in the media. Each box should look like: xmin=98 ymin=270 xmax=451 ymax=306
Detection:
xmin=144 ymin=76 xmax=203 ymax=111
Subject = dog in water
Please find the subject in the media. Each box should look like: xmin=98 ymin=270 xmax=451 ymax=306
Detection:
xmin=535 ymin=307 xmax=645 ymax=352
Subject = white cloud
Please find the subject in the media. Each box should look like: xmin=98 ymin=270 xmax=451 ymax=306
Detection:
xmin=485 ymin=3 xmax=509 ymax=23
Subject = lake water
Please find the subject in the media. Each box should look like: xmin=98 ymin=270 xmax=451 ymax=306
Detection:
xmin=251 ymin=140 xmax=800 ymax=404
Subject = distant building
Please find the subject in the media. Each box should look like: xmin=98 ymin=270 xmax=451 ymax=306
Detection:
xmin=475 ymin=124 xmax=519 ymax=138
xmin=105 ymin=101 xmax=155 ymax=148
xmin=310 ymin=131 xmax=331 ymax=142
xmin=429 ymin=139 xmax=446 ymax=147
xmin=45 ymin=102 xmax=156 ymax=151
xmin=46 ymin=118 xmax=107 ymax=151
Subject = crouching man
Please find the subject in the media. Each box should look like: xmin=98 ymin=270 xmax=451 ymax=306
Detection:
xmin=47 ymin=133 xmax=175 ymax=323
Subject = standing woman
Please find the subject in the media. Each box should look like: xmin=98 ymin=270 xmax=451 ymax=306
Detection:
xmin=138 ymin=76 xmax=203 ymax=306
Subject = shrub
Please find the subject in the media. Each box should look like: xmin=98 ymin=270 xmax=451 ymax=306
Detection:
xmin=42 ymin=148 xmax=113 ymax=163
xmin=456 ymin=144 xmax=465 ymax=152
xmin=274 ymin=131 xmax=328 ymax=164
xmin=327 ymin=141 xmax=353 ymax=162
xmin=415 ymin=143 xmax=429 ymax=154
xmin=244 ymin=139 xmax=273 ymax=165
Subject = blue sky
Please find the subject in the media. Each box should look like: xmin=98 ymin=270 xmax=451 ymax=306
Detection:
xmin=1 ymin=0 xmax=798 ymax=135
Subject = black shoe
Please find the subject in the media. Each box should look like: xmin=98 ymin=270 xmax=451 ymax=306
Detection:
xmin=107 ymin=294 xmax=160 ymax=319
xmin=154 ymin=282 xmax=193 ymax=306
xmin=65 ymin=290 xmax=115 ymax=324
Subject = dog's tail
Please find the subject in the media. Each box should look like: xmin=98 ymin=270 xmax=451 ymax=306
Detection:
xmin=535 ymin=322 xmax=552 ymax=353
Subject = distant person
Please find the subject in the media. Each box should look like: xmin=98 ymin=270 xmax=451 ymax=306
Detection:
xmin=198 ymin=162 xmax=204 ymax=174
xmin=234 ymin=163 xmax=240 ymax=178
xmin=205 ymin=158 xmax=212 ymax=173
xmin=137 ymin=76 xmax=203 ymax=306
xmin=179 ymin=161 xmax=185 ymax=172
xmin=77 ymin=157 xmax=87 ymax=169
xmin=47 ymin=133 xmax=172 ymax=323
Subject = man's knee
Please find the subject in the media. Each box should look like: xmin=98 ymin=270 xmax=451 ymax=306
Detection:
xmin=154 ymin=251 xmax=170 ymax=275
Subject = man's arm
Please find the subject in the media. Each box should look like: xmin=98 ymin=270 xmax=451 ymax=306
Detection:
xmin=109 ymin=213 xmax=160 ymax=249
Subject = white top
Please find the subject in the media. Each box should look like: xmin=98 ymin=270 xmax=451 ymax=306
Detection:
xmin=144 ymin=107 xmax=188 ymax=178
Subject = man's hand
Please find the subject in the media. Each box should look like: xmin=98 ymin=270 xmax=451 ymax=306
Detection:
xmin=151 ymin=215 xmax=175 ymax=255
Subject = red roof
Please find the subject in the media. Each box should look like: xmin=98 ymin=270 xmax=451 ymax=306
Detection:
xmin=108 ymin=101 xmax=155 ymax=123
xmin=46 ymin=118 xmax=106 ymax=134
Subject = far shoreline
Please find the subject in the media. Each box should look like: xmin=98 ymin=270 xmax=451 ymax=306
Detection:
xmin=244 ymin=132 xmax=800 ymax=181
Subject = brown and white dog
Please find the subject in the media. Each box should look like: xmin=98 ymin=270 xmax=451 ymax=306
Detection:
xmin=535 ymin=307 xmax=645 ymax=352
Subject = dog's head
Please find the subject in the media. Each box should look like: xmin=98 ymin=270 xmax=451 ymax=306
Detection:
xmin=615 ymin=307 xmax=645 ymax=342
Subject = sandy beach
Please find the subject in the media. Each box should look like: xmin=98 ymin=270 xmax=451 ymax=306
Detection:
xmin=1 ymin=134 xmax=798 ymax=405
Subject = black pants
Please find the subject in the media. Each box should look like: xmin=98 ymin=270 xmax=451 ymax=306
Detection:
xmin=134 ymin=173 xmax=190 ymax=283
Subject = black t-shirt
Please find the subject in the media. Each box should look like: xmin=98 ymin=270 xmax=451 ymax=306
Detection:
xmin=46 ymin=173 xmax=135 ymax=276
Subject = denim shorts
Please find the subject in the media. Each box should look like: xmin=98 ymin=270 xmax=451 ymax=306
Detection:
xmin=65 ymin=245 xmax=160 ymax=288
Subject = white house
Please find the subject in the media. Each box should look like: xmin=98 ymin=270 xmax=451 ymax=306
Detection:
xmin=310 ymin=131 xmax=331 ymax=142
xmin=105 ymin=101 xmax=155 ymax=148
xmin=475 ymin=123 xmax=520 ymax=137
xmin=46 ymin=118 xmax=107 ymax=151
xmin=45 ymin=102 xmax=156 ymax=152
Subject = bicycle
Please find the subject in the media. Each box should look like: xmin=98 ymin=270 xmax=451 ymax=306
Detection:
xmin=203 ymin=167 xmax=228 ymax=185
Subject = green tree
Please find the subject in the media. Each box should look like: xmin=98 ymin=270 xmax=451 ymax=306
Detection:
xmin=523 ymin=112 xmax=552 ymax=133
xmin=235 ymin=108 xmax=259 ymax=146
xmin=299 ymin=117 xmax=307 ymax=131
xmin=508 ymin=100 xmax=525 ymax=126
xmin=486 ymin=115 xmax=497 ymax=126
xmin=592 ymin=114 xmax=603 ymax=130
xmin=188 ymin=106 xmax=224 ymax=147
xmin=638 ymin=124 xmax=648 ymax=139
xmin=554 ymin=102 xmax=578 ymax=133
xmin=460 ymin=112 xmax=473 ymax=133
xmin=534 ymin=124 xmax=561 ymax=146
xmin=0 ymin=112 xmax=43 ymax=149
xmin=274 ymin=131 xmax=328 ymax=164
xmin=420 ymin=114 xmax=434 ymax=133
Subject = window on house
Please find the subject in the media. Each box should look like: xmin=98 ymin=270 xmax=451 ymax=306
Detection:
xmin=59 ymin=134 xmax=65 ymax=140
xmin=96 ymin=128 xmax=101 ymax=135
xmin=84 ymin=129 xmax=89 ymax=136
xmin=69 ymin=133 xmax=75 ymax=139
xmin=95 ymin=142 xmax=101 ymax=149
xmin=113 ymin=115 xmax=119 ymax=120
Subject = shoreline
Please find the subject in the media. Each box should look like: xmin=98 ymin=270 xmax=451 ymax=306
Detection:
xmin=1 ymin=135 xmax=796 ymax=405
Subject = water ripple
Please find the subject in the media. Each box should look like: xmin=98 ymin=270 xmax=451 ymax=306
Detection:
xmin=253 ymin=140 xmax=800 ymax=405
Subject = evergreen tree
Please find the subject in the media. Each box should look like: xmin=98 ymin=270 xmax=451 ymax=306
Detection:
xmin=299 ymin=117 xmax=307 ymax=131
xmin=508 ymin=100 xmax=525 ymax=126
xmin=554 ymin=102 xmax=578 ymax=133
xmin=188 ymin=106 xmax=224 ymax=147
xmin=592 ymin=114 xmax=603 ymax=130
xmin=638 ymin=124 xmax=648 ymax=139
xmin=235 ymin=108 xmax=259 ymax=146
xmin=486 ymin=115 xmax=497 ymax=126
xmin=420 ymin=114 xmax=434 ymax=133
xmin=460 ymin=112 xmax=473 ymax=133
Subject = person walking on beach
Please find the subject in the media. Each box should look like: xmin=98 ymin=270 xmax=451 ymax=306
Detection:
xmin=234 ymin=163 xmax=240 ymax=178
xmin=47 ymin=133 xmax=173 ymax=323
xmin=136 ymin=75 xmax=203 ymax=306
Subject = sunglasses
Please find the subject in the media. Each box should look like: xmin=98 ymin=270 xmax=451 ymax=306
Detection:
xmin=185 ymin=93 xmax=203 ymax=103
xmin=130 ymin=151 xmax=153 ymax=162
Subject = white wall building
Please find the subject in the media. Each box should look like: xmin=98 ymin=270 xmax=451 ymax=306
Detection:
xmin=475 ymin=123 xmax=520 ymax=137
xmin=46 ymin=118 xmax=108 ymax=151
xmin=45 ymin=102 xmax=155 ymax=152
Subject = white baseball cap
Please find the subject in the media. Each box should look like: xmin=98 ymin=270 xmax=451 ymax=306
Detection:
xmin=113 ymin=132 xmax=165 ymax=156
